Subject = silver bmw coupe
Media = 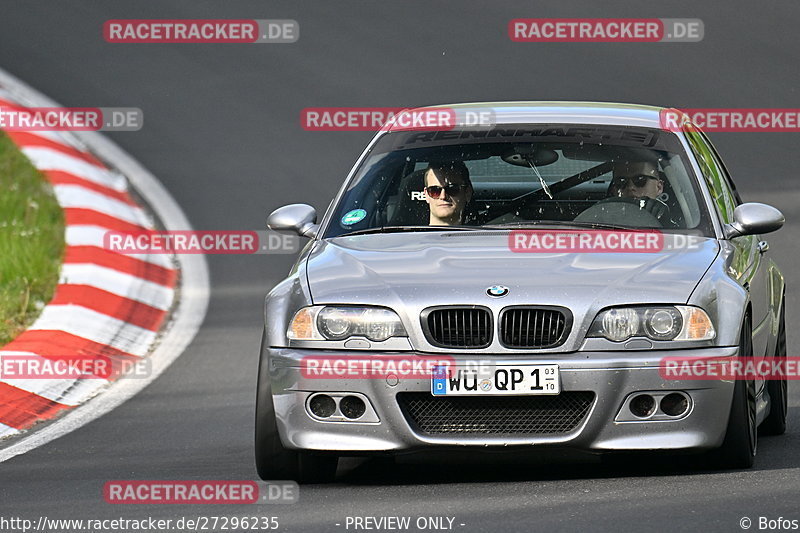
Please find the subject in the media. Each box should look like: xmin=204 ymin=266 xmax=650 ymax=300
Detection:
xmin=256 ymin=102 xmax=787 ymax=482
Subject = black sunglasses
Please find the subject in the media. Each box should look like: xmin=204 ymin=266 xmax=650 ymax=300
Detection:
xmin=612 ymin=175 xmax=659 ymax=189
xmin=424 ymin=184 xmax=468 ymax=198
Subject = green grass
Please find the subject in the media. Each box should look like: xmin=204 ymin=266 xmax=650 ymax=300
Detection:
xmin=0 ymin=132 xmax=65 ymax=345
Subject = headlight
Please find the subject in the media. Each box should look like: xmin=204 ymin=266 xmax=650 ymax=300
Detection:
xmin=643 ymin=308 xmax=682 ymax=340
xmin=287 ymin=306 xmax=407 ymax=342
xmin=600 ymin=308 xmax=640 ymax=342
xmin=588 ymin=306 xmax=714 ymax=342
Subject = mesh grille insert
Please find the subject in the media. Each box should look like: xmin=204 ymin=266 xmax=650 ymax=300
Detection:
xmin=398 ymin=391 xmax=594 ymax=435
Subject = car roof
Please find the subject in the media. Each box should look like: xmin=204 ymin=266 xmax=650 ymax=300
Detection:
xmin=412 ymin=101 xmax=668 ymax=129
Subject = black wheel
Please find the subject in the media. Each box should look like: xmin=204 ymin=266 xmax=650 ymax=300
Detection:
xmin=296 ymin=452 xmax=339 ymax=484
xmin=255 ymin=329 xmax=338 ymax=483
xmin=761 ymin=299 xmax=788 ymax=436
xmin=713 ymin=314 xmax=757 ymax=469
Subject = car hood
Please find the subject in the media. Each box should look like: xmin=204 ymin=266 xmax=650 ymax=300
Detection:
xmin=304 ymin=231 xmax=720 ymax=352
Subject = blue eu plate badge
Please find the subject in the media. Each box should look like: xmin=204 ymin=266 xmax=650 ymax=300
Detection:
xmin=432 ymin=365 xmax=448 ymax=396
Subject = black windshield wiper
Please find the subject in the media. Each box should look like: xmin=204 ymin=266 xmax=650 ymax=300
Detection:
xmin=485 ymin=160 xmax=615 ymax=220
xmin=338 ymin=225 xmax=482 ymax=237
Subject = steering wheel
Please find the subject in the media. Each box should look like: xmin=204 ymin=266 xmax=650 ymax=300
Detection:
xmin=597 ymin=196 xmax=675 ymax=226
xmin=574 ymin=196 xmax=669 ymax=228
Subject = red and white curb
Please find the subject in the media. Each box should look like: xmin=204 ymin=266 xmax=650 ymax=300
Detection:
xmin=0 ymin=70 xmax=209 ymax=457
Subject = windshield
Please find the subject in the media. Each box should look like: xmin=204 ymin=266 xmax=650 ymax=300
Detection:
xmin=322 ymin=124 xmax=714 ymax=238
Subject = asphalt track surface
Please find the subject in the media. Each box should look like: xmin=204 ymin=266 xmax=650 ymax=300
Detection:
xmin=1 ymin=1 xmax=800 ymax=532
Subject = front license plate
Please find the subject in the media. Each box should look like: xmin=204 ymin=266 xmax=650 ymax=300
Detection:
xmin=431 ymin=365 xmax=560 ymax=396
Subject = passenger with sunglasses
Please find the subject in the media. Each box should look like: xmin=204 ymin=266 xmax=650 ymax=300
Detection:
xmin=607 ymin=161 xmax=672 ymax=223
xmin=423 ymin=161 xmax=473 ymax=226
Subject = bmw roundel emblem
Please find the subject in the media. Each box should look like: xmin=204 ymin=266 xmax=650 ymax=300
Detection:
xmin=486 ymin=285 xmax=509 ymax=298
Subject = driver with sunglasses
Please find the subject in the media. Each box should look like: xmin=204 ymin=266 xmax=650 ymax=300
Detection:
xmin=423 ymin=161 xmax=473 ymax=226
xmin=608 ymin=160 xmax=673 ymax=224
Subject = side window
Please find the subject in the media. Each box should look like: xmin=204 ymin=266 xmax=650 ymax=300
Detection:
xmin=700 ymin=131 xmax=743 ymax=205
xmin=685 ymin=129 xmax=737 ymax=224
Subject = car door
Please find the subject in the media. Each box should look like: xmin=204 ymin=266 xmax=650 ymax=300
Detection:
xmin=686 ymin=129 xmax=770 ymax=393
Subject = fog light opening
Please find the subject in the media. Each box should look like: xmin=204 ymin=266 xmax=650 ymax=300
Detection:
xmin=309 ymin=394 xmax=336 ymax=418
xmin=660 ymin=393 xmax=690 ymax=417
xmin=629 ymin=394 xmax=656 ymax=418
xmin=339 ymin=395 xmax=367 ymax=419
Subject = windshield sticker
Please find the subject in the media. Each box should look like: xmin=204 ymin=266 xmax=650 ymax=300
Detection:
xmin=341 ymin=209 xmax=367 ymax=225
xmin=389 ymin=127 xmax=660 ymax=150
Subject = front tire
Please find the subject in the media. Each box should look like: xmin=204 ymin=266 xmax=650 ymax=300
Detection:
xmin=713 ymin=314 xmax=757 ymax=469
xmin=761 ymin=299 xmax=788 ymax=436
xmin=255 ymin=330 xmax=338 ymax=483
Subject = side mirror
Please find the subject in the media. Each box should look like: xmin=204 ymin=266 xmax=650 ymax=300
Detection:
xmin=267 ymin=204 xmax=318 ymax=238
xmin=724 ymin=202 xmax=784 ymax=239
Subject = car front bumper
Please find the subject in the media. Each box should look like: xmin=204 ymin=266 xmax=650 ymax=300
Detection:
xmin=266 ymin=347 xmax=738 ymax=454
